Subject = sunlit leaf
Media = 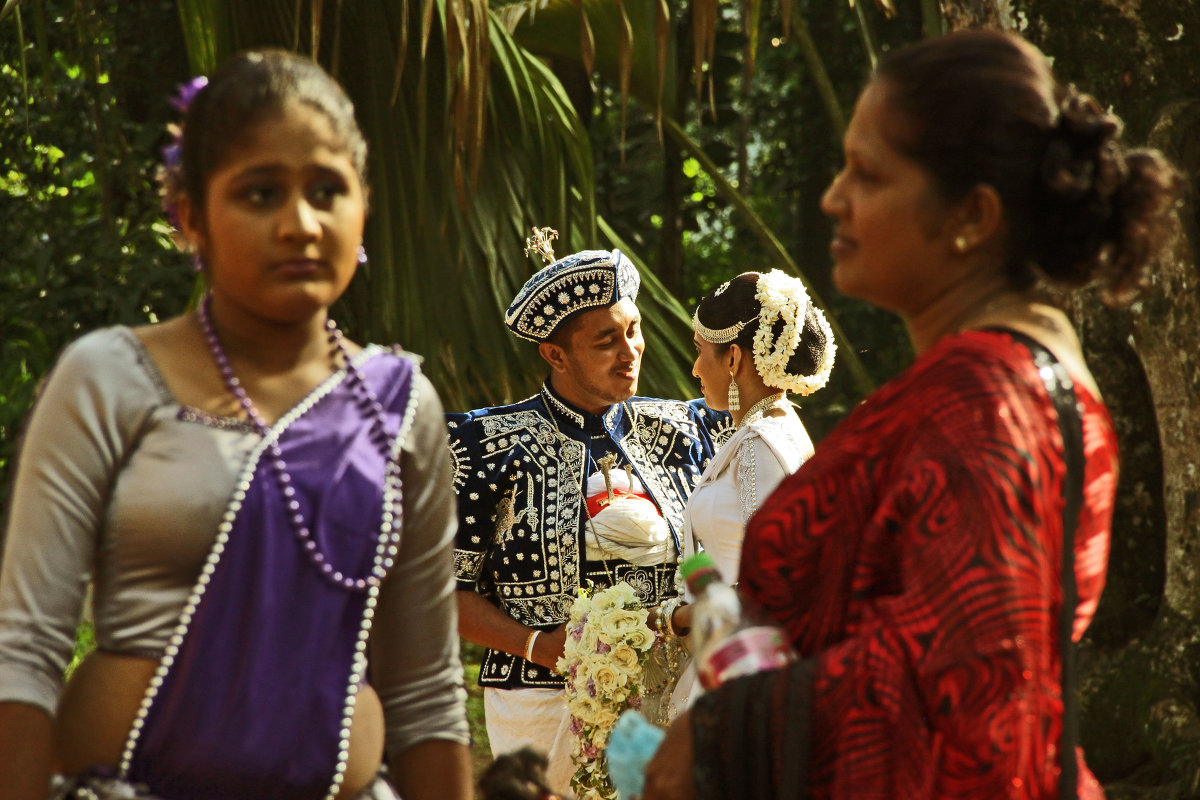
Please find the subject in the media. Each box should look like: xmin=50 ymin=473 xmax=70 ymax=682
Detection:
xmin=175 ymin=1 xmax=697 ymax=408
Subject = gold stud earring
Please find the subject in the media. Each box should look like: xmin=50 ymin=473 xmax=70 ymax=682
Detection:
xmin=954 ymin=235 xmax=969 ymax=253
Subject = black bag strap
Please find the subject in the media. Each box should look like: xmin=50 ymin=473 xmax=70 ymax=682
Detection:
xmin=999 ymin=329 xmax=1084 ymax=800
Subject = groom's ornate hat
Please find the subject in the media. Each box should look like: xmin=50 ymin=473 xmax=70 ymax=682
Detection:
xmin=504 ymin=234 xmax=640 ymax=343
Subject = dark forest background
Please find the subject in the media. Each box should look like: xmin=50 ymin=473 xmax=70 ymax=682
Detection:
xmin=2 ymin=1 xmax=1198 ymax=795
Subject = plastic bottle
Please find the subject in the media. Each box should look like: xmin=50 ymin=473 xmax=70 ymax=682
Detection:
xmin=680 ymin=551 xmax=793 ymax=690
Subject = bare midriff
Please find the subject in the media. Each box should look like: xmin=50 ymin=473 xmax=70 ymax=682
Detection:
xmin=53 ymin=651 xmax=385 ymax=799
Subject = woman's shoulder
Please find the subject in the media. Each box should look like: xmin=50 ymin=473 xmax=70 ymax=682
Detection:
xmin=741 ymin=410 xmax=804 ymax=437
xmin=51 ymin=325 xmax=169 ymax=396
xmin=60 ymin=324 xmax=140 ymax=360
xmin=364 ymin=346 xmax=446 ymax=425
xmin=739 ymin=413 xmax=813 ymax=467
xmin=814 ymin=332 xmax=1049 ymax=462
xmin=873 ymin=330 xmax=1111 ymax=457
xmin=920 ymin=328 xmax=1102 ymax=408
xmin=891 ymin=329 xmax=1061 ymax=402
xmin=22 ymin=326 xmax=174 ymax=448
xmin=363 ymin=344 xmax=424 ymax=373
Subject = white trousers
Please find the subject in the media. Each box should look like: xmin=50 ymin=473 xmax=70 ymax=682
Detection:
xmin=484 ymin=686 xmax=576 ymax=799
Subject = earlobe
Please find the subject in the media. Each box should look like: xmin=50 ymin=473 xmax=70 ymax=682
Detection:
xmin=954 ymin=184 xmax=1004 ymax=253
xmin=176 ymin=194 xmax=207 ymax=253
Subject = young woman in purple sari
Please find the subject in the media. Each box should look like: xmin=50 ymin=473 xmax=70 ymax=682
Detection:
xmin=0 ymin=50 xmax=471 ymax=800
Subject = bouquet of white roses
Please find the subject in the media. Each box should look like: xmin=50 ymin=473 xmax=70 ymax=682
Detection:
xmin=557 ymin=582 xmax=657 ymax=800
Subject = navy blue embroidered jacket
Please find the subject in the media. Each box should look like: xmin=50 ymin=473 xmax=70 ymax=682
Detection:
xmin=448 ymin=381 xmax=731 ymax=689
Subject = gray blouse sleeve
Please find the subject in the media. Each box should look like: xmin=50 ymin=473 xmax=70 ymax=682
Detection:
xmin=0 ymin=329 xmax=153 ymax=715
xmin=372 ymin=372 xmax=470 ymax=762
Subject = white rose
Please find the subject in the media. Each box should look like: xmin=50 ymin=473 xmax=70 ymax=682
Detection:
xmin=590 ymin=588 xmax=619 ymax=613
xmin=576 ymin=657 xmax=604 ymax=681
xmin=591 ymin=663 xmax=628 ymax=697
xmin=568 ymin=596 xmax=593 ymax=625
xmin=592 ymin=706 xmax=619 ymax=730
xmin=579 ymin=623 xmax=601 ymax=655
xmin=610 ymin=643 xmax=640 ymax=671
xmin=610 ymin=581 xmax=638 ymax=604
xmin=599 ymin=608 xmax=642 ymax=640
xmin=572 ymin=694 xmax=603 ymax=725
xmin=625 ymin=624 xmax=654 ymax=651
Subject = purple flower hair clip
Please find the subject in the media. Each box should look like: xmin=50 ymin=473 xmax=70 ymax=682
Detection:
xmin=158 ymin=76 xmax=208 ymax=244
xmin=170 ymin=75 xmax=208 ymax=113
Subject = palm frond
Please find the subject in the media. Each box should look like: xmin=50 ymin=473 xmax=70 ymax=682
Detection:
xmin=511 ymin=2 xmax=870 ymax=394
xmin=177 ymin=1 xmax=697 ymax=408
xmin=660 ymin=116 xmax=872 ymax=396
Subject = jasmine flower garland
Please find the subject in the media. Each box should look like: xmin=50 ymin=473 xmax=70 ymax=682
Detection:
xmin=752 ymin=269 xmax=836 ymax=396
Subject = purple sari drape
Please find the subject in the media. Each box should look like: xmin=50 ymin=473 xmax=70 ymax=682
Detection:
xmin=123 ymin=353 xmax=415 ymax=800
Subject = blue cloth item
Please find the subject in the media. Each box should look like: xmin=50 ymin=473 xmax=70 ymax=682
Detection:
xmin=504 ymin=249 xmax=640 ymax=342
xmin=607 ymin=711 xmax=666 ymax=800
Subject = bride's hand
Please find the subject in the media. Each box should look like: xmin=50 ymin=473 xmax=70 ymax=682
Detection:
xmin=642 ymin=709 xmax=696 ymax=800
xmin=670 ymin=603 xmax=693 ymax=635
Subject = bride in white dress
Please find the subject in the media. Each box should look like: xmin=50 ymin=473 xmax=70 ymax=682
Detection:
xmin=657 ymin=269 xmax=836 ymax=718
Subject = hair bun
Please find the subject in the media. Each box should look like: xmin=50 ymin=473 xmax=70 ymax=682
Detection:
xmin=1041 ymin=89 xmax=1126 ymax=202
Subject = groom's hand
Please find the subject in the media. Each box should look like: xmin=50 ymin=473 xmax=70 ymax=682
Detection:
xmin=531 ymin=624 xmax=568 ymax=671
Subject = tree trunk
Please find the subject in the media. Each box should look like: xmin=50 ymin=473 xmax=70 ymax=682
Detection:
xmin=942 ymin=1 xmax=1200 ymax=793
xmin=657 ymin=4 xmax=693 ymax=299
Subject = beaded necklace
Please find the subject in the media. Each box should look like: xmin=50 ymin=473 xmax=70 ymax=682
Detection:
xmin=196 ymin=294 xmax=401 ymax=593
xmin=738 ymin=391 xmax=788 ymax=427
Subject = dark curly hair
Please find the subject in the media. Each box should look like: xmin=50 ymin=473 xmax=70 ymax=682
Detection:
xmin=874 ymin=30 xmax=1181 ymax=303
xmin=176 ymin=49 xmax=369 ymax=215
xmin=478 ymin=747 xmax=560 ymax=800
xmin=694 ymin=272 xmax=828 ymax=380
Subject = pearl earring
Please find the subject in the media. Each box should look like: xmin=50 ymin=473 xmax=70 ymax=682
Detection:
xmin=357 ymin=245 xmax=368 ymax=265
xmin=727 ymin=373 xmax=740 ymax=412
xmin=954 ymin=236 xmax=969 ymax=253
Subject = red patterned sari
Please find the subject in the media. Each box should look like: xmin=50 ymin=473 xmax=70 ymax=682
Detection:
xmin=698 ymin=330 xmax=1115 ymax=800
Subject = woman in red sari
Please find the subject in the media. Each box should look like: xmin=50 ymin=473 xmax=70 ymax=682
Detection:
xmin=643 ymin=30 xmax=1180 ymax=800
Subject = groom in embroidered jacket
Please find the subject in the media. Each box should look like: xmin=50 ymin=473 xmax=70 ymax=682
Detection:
xmin=448 ymin=246 xmax=729 ymax=794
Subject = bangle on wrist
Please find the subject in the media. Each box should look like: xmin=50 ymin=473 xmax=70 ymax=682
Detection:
xmin=523 ymin=629 xmax=541 ymax=662
xmin=657 ymin=596 xmax=684 ymax=638
xmin=654 ymin=602 xmax=670 ymax=635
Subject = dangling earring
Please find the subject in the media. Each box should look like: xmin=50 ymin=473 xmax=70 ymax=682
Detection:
xmin=191 ymin=253 xmax=205 ymax=273
xmin=357 ymin=245 xmax=368 ymax=265
xmin=727 ymin=372 xmax=740 ymax=412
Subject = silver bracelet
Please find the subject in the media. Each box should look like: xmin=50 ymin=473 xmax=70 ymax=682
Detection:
xmin=523 ymin=629 xmax=541 ymax=662
xmin=661 ymin=597 xmax=682 ymax=637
